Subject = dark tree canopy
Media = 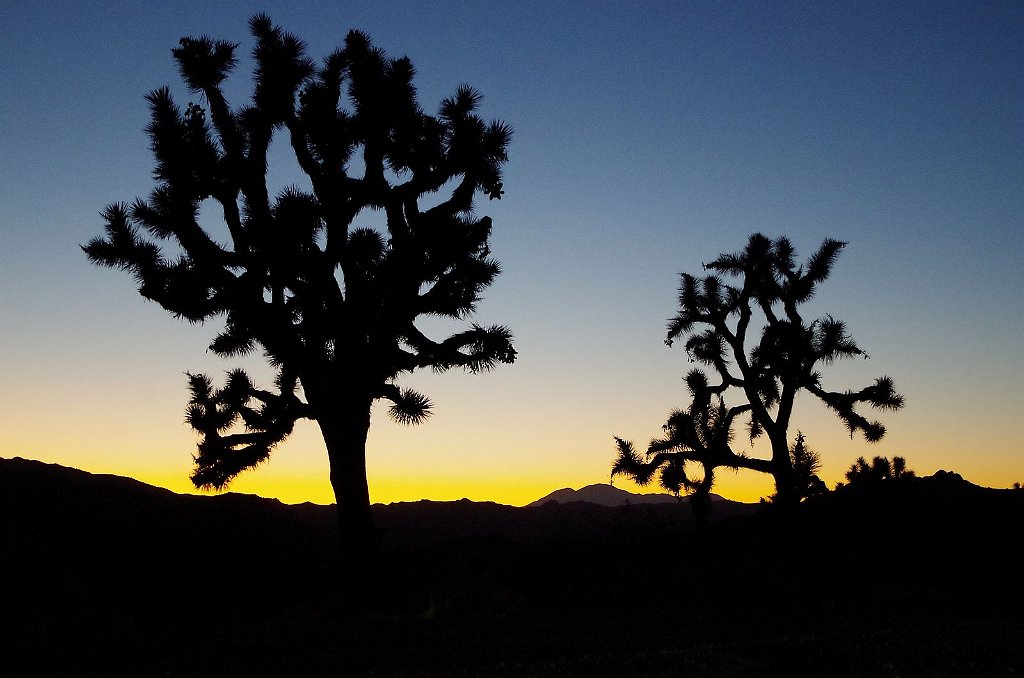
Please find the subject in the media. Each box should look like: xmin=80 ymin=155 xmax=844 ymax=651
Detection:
xmin=84 ymin=15 xmax=516 ymax=551
xmin=613 ymin=234 xmax=904 ymax=508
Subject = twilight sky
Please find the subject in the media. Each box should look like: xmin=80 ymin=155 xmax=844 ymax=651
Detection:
xmin=2 ymin=1 xmax=1022 ymax=506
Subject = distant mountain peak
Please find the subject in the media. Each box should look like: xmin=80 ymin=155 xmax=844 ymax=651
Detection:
xmin=527 ymin=483 xmax=715 ymax=508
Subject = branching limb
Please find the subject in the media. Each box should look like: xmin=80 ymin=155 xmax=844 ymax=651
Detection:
xmin=805 ymin=377 xmax=904 ymax=442
xmin=186 ymin=369 xmax=312 ymax=489
xmin=404 ymin=324 xmax=516 ymax=373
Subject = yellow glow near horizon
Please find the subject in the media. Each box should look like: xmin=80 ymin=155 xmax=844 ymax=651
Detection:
xmin=5 ymin=440 xmax=1021 ymax=509
xmin=4 ymin=382 xmax=1021 ymax=508
xmin=3 ymin=442 xmax=783 ymax=507
xmin=127 ymin=461 xmax=1022 ymax=508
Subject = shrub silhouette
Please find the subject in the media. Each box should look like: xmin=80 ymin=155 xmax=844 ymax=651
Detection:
xmin=83 ymin=15 xmax=515 ymax=572
xmin=842 ymin=455 xmax=915 ymax=487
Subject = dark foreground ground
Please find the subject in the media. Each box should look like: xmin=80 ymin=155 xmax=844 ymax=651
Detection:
xmin=2 ymin=458 xmax=1022 ymax=677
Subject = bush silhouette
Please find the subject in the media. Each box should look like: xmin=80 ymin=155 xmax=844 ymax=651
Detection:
xmin=841 ymin=455 xmax=915 ymax=487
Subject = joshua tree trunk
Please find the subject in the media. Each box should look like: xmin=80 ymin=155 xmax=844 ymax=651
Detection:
xmin=770 ymin=431 xmax=798 ymax=509
xmin=317 ymin=392 xmax=376 ymax=611
xmin=320 ymin=397 xmax=375 ymax=553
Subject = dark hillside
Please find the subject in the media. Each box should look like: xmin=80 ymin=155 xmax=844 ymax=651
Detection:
xmin=2 ymin=457 xmax=1022 ymax=676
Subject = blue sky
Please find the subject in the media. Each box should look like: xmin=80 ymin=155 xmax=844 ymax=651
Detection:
xmin=1 ymin=1 xmax=1021 ymax=504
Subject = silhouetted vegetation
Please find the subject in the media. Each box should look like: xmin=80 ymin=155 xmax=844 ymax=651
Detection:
xmin=789 ymin=432 xmax=827 ymax=499
xmin=762 ymin=432 xmax=828 ymax=503
xmin=82 ymin=16 xmax=515 ymax=567
xmin=611 ymin=393 xmax=729 ymax=528
xmin=616 ymin=234 xmax=904 ymax=509
xmin=840 ymin=454 xmax=915 ymax=488
xmin=3 ymin=457 xmax=1023 ymax=676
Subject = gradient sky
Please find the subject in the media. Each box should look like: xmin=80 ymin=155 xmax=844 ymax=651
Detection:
xmin=2 ymin=1 xmax=1022 ymax=506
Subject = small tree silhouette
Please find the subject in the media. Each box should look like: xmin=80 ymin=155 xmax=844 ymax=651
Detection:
xmin=647 ymin=233 xmax=903 ymax=507
xmin=611 ymin=386 xmax=739 ymax=529
xmin=789 ymin=432 xmax=827 ymax=500
xmin=83 ymin=16 xmax=515 ymax=565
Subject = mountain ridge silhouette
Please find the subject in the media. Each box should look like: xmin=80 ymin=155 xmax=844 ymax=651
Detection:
xmin=0 ymin=456 xmax=733 ymax=509
xmin=3 ymin=455 xmax=1022 ymax=677
xmin=527 ymin=483 xmax=728 ymax=507
xmin=4 ymin=454 xmax=1013 ymax=555
xmin=0 ymin=456 xmax=759 ymax=549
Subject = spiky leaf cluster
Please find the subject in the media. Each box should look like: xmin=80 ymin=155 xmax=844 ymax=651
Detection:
xmin=84 ymin=16 xmax=516 ymax=488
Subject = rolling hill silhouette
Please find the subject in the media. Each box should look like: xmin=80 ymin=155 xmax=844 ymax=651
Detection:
xmin=0 ymin=457 xmax=754 ymax=551
xmin=3 ymin=456 xmax=1023 ymax=676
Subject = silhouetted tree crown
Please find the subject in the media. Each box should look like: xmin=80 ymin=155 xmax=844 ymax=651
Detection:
xmin=83 ymin=15 xmax=515 ymax=553
xmin=614 ymin=233 xmax=904 ymax=509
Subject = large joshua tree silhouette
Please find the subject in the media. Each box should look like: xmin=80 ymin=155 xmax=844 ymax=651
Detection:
xmin=84 ymin=16 xmax=515 ymax=553
xmin=613 ymin=234 xmax=903 ymax=508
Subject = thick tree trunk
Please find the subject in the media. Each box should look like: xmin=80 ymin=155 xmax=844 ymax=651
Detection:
xmin=690 ymin=471 xmax=715 ymax=533
xmin=319 ymin=399 xmax=375 ymax=551
xmin=770 ymin=433 xmax=798 ymax=509
xmin=316 ymin=393 xmax=376 ymax=612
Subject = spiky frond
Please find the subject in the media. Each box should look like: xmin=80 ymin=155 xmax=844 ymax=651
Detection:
xmin=611 ymin=437 xmax=654 ymax=485
xmin=611 ymin=437 xmax=690 ymax=494
xmin=249 ymin=13 xmax=315 ymax=122
xmin=860 ymin=376 xmax=905 ymax=411
xmin=209 ymin=314 xmax=256 ymax=357
xmin=804 ymin=238 xmax=846 ymax=286
xmin=772 ymin=236 xmax=796 ymax=274
xmin=424 ymin=324 xmax=516 ymax=373
xmin=173 ymin=36 xmax=239 ymax=91
xmin=812 ymin=315 xmax=864 ymax=364
xmin=659 ymin=457 xmax=689 ymax=495
xmin=440 ymin=84 xmax=483 ymax=121
xmin=684 ymin=368 xmax=711 ymax=398
xmin=685 ymin=329 xmax=727 ymax=366
xmin=384 ymin=387 xmax=433 ymax=425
